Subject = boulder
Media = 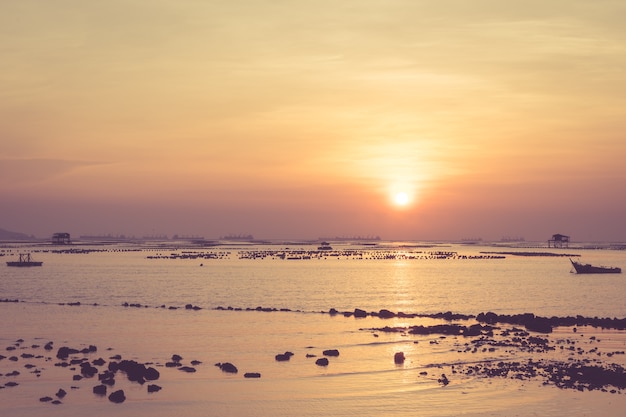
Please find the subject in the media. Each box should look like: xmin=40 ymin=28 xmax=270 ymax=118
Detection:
xmin=394 ymin=352 xmax=405 ymax=364
xmin=144 ymin=367 xmax=160 ymax=381
xmin=315 ymin=358 xmax=329 ymax=366
xmin=323 ymin=349 xmax=340 ymax=357
xmin=56 ymin=346 xmax=79 ymax=360
xmin=216 ymin=362 xmax=238 ymax=373
xmin=108 ymin=389 xmax=126 ymax=403
xmin=147 ymin=384 xmax=162 ymax=393
xmin=93 ymin=384 xmax=107 ymax=395
xmin=275 ymin=351 xmax=294 ymax=361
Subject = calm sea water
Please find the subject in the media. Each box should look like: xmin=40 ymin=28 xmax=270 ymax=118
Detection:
xmin=2 ymin=241 xmax=626 ymax=417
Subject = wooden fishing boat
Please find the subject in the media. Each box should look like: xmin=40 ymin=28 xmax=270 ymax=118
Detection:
xmin=570 ymin=258 xmax=620 ymax=274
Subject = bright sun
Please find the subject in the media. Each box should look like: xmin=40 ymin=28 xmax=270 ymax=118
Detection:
xmin=393 ymin=191 xmax=410 ymax=206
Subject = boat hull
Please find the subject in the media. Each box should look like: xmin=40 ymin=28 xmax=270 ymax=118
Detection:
xmin=570 ymin=259 xmax=621 ymax=274
xmin=6 ymin=261 xmax=43 ymax=267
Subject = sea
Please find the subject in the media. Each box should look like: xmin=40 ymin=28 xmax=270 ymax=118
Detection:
xmin=2 ymin=240 xmax=626 ymax=417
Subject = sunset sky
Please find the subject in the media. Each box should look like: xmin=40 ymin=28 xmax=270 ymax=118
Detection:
xmin=2 ymin=0 xmax=626 ymax=241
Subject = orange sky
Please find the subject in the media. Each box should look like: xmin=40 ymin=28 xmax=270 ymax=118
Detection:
xmin=2 ymin=1 xmax=626 ymax=241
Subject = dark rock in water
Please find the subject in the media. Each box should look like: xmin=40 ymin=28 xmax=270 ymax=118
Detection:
xmin=144 ymin=367 xmax=160 ymax=380
xmin=44 ymin=342 xmax=54 ymax=351
xmin=108 ymin=389 xmax=126 ymax=403
xmin=99 ymin=370 xmax=115 ymax=381
xmin=394 ymin=352 xmax=405 ymax=364
xmin=378 ymin=309 xmax=396 ymax=318
xmin=5 ymin=381 xmax=19 ymax=387
xmin=315 ymin=358 xmax=329 ymax=366
xmin=171 ymin=354 xmax=183 ymax=362
xmin=92 ymin=357 xmax=106 ymax=366
xmin=56 ymin=347 xmax=79 ymax=360
xmin=118 ymin=359 xmax=148 ymax=383
xmin=93 ymin=384 xmax=107 ymax=395
xmin=464 ymin=324 xmax=483 ymax=337
xmin=80 ymin=363 xmax=98 ymax=378
xmin=51 ymin=400 xmax=62 ymax=405
xmin=178 ymin=366 xmax=196 ymax=373
xmin=323 ymin=349 xmax=340 ymax=357
xmin=40 ymin=396 xmax=53 ymax=402
xmin=438 ymin=374 xmax=450 ymax=386
xmin=354 ymin=308 xmax=367 ymax=318
xmin=275 ymin=351 xmax=294 ymax=361
xmin=244 ymin=372 xmax=261 ymax=378
xmin=216 ymin=362 xmax=238 ymax=373
xmin=147 ymin=384 xmax=162 ymax=393
xmin=191 ymin=360 xmax=202 ymax=365
xmin=165 ymin=361 xmax=181 ymax=368
xmin=72 ymin=375 xmax=83 ymax=381
xmin=525 ymin=316 xmax=553 ymax=334
xmin=56 ymin=388 xmax=67 ymax=398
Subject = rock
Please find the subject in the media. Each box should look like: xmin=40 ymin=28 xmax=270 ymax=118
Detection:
xmin=93 ymin=384 xmax=107 ymax=395
xmin=354 ymin=308 xmax=367 ymax=318
xmin=92 ymin=357 xmax=106 ymax=366
xmin=323 ymin=349 xmax=339 ymax=357
xmin=56 ymin=347 xmax=79 ymax=360
xmin=118 ymin=359 xmax=148 ymax=383
xmin=144 ymin=367 xmax=160 ymax=380
xmin=171 ymin=354 xmax=183 ymax=362
xmin=108 ymin=389 xmax=126 ymax=403
xmin=315 ymin=358 xmax=329 ymax=366
xmin=56 ymin=388 xmax=67 ymax=398
xmin=394 ymin=352 xmax=405 ymax=364
xmin=216 ymin=362 xmax=238 ymax=373
xmin=244 ymin=372 xmax=261 ymax=378
xmin=80 ymin=363 xmax=98 ymax=378
xmin=275 ymin=351 xmax=294 ymax=361
xmin=525 ymin=317 xmax=553 ymax=334
xmin=438 ymin=374 xmax=450 ymax=386
xmin=40 ymin=396 xmax=53 ymax=402
xmin=165 ymin=362 xmax=181 ymax=368
xmin=147 ymin=384 xmax=162 ymax=393
xmin=378 ymin=309 xmax=396 ymax=318
xmin=178 ymin=366 xmax=196 ymax=373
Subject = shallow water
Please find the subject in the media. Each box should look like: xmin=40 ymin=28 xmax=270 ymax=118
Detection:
xmin=2 ymin=241 xmax=626 ymax=416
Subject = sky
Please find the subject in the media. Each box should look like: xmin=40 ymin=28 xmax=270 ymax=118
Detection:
xmin=2 ymin=0 xmax=626 ymax=242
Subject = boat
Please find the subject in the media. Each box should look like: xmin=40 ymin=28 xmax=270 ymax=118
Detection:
xmin=570 ymin=258 xmax=621 ymax=274
xmin=317 ymin=242 xmax=333 ymax=250
xmin=6 ymin=253 xmax=43 ymax=267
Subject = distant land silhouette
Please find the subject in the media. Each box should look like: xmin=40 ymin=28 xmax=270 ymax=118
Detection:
xmin=0 ymin=227 xmax=36 ymax=241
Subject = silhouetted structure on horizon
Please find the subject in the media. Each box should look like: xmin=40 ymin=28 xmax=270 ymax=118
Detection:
xmin=548 ymin=233 xmax=569 ymax=248
xmin=52 ymin=232 xmax=71 ymax=245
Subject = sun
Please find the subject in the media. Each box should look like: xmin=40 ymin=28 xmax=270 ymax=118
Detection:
xmin=393 ymin=191 xmax=410 ymax=206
